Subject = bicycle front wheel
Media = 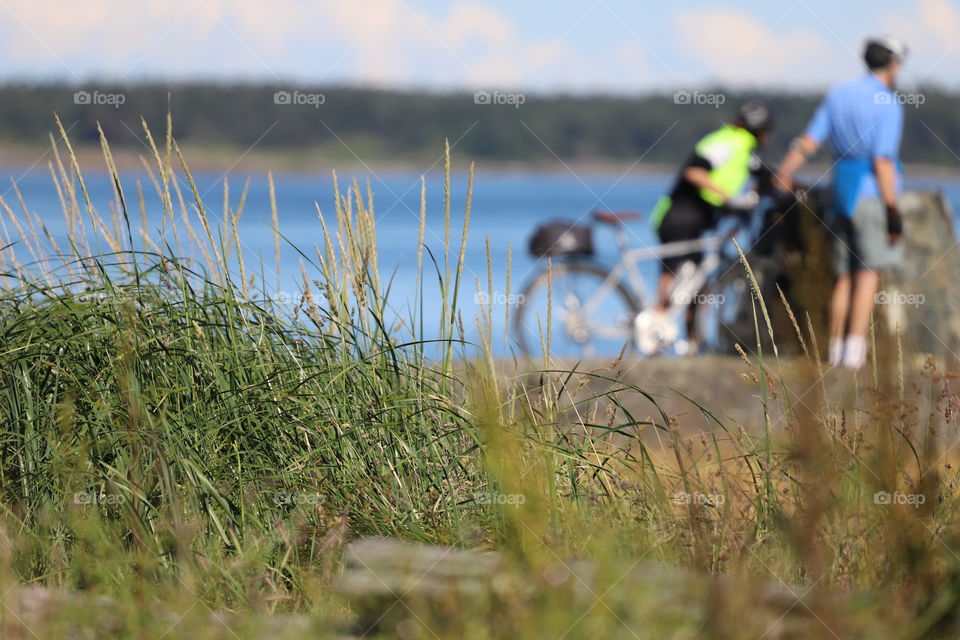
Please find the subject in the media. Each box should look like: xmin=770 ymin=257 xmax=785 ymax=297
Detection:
xmin=696 ymin=255 xmax=776 ymax=355
xmin=514 ymin=261 xmax=640 ymax=358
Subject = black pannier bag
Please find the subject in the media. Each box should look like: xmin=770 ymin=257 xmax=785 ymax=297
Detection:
xmin=528 ymin=220 xmax=594 ymax=257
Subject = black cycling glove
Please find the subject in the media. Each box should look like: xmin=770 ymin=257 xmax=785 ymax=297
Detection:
xmin=885 ymin=204 xmax=903 ymax=236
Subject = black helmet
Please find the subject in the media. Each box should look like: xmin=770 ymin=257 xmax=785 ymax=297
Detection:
xmin=735 ymin=99 xmax=773 ymax=136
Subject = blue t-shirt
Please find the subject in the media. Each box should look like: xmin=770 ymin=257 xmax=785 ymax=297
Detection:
xmin=805 ymin=73 xmax=904 ymax=217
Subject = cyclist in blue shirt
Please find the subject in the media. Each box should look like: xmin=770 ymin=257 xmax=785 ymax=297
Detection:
xmin=775 ymin=36 xmax=907 ymax=370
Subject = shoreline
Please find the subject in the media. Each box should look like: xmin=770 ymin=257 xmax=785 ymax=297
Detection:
xmin=0 ymin=143 xmax=956 ymax=181
xmin=0 ymin=143 xmax=679 ymax=178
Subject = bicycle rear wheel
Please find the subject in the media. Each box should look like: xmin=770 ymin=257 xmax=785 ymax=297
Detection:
xmin=514 ymin=261 xmax=640 ymax=358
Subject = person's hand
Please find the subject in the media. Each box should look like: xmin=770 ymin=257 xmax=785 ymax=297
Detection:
xmin=727 ymin=191 xmax=760 ymax=211
xmin=886 ymin=203 xmax=903 ymax=245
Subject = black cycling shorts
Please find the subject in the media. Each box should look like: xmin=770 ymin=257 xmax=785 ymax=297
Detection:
xmin=656 ymin=199 xmax=713 ymax=274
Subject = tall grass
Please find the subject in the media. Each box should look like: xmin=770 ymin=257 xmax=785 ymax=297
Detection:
xmin=0 ymin=115 xmax=958 ymax=638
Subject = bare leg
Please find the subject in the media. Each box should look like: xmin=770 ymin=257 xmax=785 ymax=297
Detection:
xmin=830 ymin=274 xmax=852 ymax=340
xmin=840 ymin=269 xmax=880 ymax=369
xmin=828 ymin=274 xmax=851 ymax=365
xmin=686 ymin=298 xmax=699 ymax=348
xmin=657 ymin=273 xmax=674 ymax=311
xmin=847 ymin=269 xmax=880 ymax=337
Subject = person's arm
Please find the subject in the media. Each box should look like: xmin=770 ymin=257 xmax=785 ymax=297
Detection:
xmin=681 ymin=142 xmax=736 ymax=203
xmin=775 ymin=96 xmax=830 ymax=192
xmin=682 ymin=165 xmax=729 ymax=202
xmin=874 ymin=104 xmax=905 ymax=245
xmin=875 ymin=158 xmax=901 ymax=244
xmin=774 ymin=136 xmax=819 ymax=192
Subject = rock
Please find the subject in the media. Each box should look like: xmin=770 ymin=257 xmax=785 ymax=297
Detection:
xmin=335 ymin=537 xmax=513 ymax=636
xmin=891 ymin=190 xmax=960 ymax=362
xmin=746 ymin=188 xmax=959 ymax=362
xmin=337 ymin=536 xmax=507 ymax=600
xmin=334 ymin=537 xmax=851 ymax=638
xmin=1 ymin=584 xmax=314 ymax=639
xmin=4 ymin=585 xmax=123 ymax=637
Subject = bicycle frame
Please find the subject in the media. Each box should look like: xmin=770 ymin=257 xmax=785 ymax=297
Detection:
xmin=585 ymin=224 xmax=729 ymax=321
xmin=517 ymin=204 xmax=764 ymax=356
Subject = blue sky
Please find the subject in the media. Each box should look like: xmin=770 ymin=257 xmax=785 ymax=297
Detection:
xmin=1 ymin=0 xmax=957 ymax=90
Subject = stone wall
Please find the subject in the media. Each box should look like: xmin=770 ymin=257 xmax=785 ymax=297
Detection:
xmin=737 ymin=189 xmax=959 ymax=364
xmin=890 ymin=190 xmax=960 ymax=362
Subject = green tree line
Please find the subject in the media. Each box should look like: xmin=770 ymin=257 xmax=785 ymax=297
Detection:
xmin=0 ymin=83 xmax=957 ymax=166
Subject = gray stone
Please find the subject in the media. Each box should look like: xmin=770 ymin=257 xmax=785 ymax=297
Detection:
xmin=334 ymin=537 xmax=848 ymax=638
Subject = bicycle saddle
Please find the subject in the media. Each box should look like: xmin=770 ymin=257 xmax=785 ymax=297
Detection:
xmin=592 ymin=210 xmax=643 ymax=225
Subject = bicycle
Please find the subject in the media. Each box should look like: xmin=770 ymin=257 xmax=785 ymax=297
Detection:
xmin=513 ymin=198 xmax=780 ymax=358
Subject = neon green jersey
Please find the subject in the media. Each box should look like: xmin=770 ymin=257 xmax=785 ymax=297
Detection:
xmin=651 ymin=124 xmax=758 ymax=230
xmin=693 ymin=124 xmax=758 ymax=207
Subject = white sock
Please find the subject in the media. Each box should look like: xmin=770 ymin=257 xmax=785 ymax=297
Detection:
xmin=828 ymin=338 xmax=844 ymax=366
xmin=842 ymin=335 xmax=868 ymax=370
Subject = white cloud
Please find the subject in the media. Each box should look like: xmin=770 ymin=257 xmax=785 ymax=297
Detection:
xmin=673 ymin=8 xmax=844 ymax=87
xmin=15 ymin=1 xmax=944 ymax=91
xmin=877 ymin=0 xmax=960 ymax=84
xmin=0 ymin=0 xmax=595 ymax=88
xmin=443 ymin=2 xmax=513 ymax=50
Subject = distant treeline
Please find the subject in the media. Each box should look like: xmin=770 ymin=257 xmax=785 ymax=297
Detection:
xmin=1 ymin=83 xmax=958 ymax=166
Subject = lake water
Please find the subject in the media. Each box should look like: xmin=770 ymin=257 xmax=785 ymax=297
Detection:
xmin=3 ymin=165 xmax=959 ymax=355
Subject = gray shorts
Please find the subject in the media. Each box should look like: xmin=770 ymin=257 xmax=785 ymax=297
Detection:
xmin=831 ymin=198 xmax=905 ymax=276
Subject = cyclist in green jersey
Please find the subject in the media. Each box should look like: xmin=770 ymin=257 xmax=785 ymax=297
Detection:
xmin=650 ymin=100 xmax=773 ymax=346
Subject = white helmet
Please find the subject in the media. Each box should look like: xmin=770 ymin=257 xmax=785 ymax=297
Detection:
xmin=866 ymin=35 xmax=908 ymax=62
